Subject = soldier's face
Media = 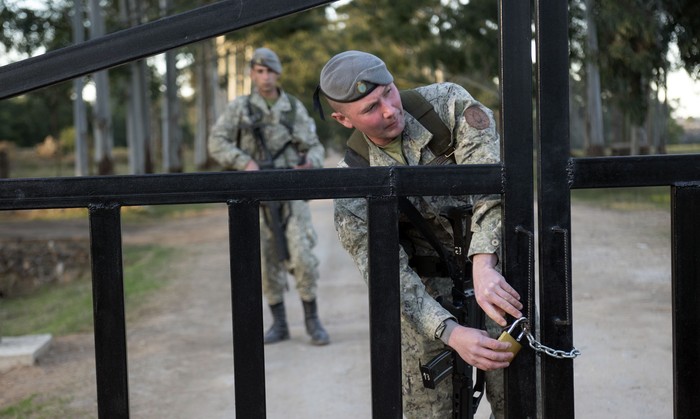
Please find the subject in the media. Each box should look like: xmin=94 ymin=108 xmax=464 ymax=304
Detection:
xmin=251 ymin=64 xmax=279 ymax=96
xmin=330 ymin=83 xmax=405 ymax=147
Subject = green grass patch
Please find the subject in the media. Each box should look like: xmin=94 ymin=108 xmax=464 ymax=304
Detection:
xmin=0 ymin=203 xmax=220 ymax=223
xmin=666 ymin=143 xmax=700 ymax=154
xmin=1 ymin=244 xmax=177 ymax=337
xmin=0 ymin=394 xmax=82 ymax=419
xmin=571 ymin=186 xmax=670 ymax=211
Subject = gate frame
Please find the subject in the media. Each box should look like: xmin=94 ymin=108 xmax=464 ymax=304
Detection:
xmin=1 ymin=0 xmax=699 ymax=418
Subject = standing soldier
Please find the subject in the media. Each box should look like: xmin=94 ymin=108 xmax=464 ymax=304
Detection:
xmin=209 ymin=47 xmax=330 ymax=346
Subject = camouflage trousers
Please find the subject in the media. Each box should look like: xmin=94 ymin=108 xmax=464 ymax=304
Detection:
xmin=260 ymin=200 xmax=320 ymax=305
xmin=401 ymin=280 xmax=504 ymax=419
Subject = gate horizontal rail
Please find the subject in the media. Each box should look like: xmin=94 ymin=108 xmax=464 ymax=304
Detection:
xmin=0 ymin=164 xmax=503 ymax=210
xmin=570 ymin=155 xmax=700 ymax=188
xmin=0 ymin=0 xmax=334 ymax=100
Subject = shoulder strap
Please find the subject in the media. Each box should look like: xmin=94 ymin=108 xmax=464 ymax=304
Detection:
xmin=279 ymin=94 xmax=297 ymax=136
xmin=344 ymin=89 xmax=453 ymax=167
xmin=400 ymin=90 xmax=453 ymax=157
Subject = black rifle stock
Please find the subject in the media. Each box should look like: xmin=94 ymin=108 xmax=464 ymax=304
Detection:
xmin=419 ymin=205 xmax=485 ymax=419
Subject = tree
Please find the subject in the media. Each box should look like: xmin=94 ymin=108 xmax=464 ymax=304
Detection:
xmin=88 ymin=0 xmax=115 ymax=175
xmin=583 ymin=0 xmax=605 ymax=156
xmin=666 ymin=0 xmax=700 ymax=78
xmin=71 ymin=0 xmax=89 ymax=176
xmin=159 ymin=0 xmax=184 ymax=173
xmin=0 ymin=2 xmax=76 ymax=150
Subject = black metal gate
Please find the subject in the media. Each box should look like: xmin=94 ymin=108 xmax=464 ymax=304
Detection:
xmin=1 ymin=1 xmax=698 ymax=418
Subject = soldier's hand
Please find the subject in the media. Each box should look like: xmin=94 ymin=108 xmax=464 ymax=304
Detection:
xmin=294 ymin=159 xmax=313 ymax=169
xmin=447 ymin=325 xmax=513 ymax=371
xmin=472 ymin=253 xmax=522 ymax=326
xmin=244 ymin=160 xmax=260 ymax=171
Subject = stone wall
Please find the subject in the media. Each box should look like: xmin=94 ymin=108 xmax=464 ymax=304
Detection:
xmin=0 ymin=238 xmax=90 ymax=298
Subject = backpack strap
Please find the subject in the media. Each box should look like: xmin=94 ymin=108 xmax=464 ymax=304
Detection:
xmin=344 ymin=89 xmax=454 ymax=167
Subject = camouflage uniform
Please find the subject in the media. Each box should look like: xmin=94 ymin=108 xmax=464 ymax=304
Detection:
xmin=334 ymin=82 xmax=504 ymax=418
xmin=209 ymin=87 xmax=325 ymax=305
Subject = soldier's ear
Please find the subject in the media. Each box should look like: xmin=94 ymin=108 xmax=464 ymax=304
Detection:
xmin=331 ymin=112 xmax=354 ymax=129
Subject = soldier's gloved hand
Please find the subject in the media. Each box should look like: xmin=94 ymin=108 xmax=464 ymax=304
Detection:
xmin=472 ymin=253 xmax=523 ymax=326
xmin=447 ymin=325 xmax=513 ymax=371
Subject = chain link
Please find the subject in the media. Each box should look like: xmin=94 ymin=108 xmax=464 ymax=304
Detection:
xmin=510 ymin=318 xmax=581 ymax=360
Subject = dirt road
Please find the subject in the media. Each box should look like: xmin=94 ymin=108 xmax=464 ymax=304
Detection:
xmin=0 ymin=199 xmax=673 ymax=418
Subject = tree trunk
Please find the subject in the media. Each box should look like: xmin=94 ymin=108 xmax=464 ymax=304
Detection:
xmin=658 ymin=72 xmax=668 ymax=154
xmin=160 ymin=0 xmax=183 ymax=173
xmin=194 ymin=40 xmax=216 ymax=170
xmin=72 ymin=0 xmax=89 ymax=176
xmin=162 ymin=48 xmax=183 ymax=172
xmin=89 ymin=0 xmax=114 ymax=175
xmin=123 ymin=0 xmax=152 ymax=175
xmin=584 ymin=0 xmax=605 ymax=156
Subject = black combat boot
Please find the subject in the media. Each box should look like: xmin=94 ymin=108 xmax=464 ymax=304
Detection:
xmin=302 ymin=299 xmax=330 ymax=346
xmin=264 ymin=302 xmax=290 ymax=344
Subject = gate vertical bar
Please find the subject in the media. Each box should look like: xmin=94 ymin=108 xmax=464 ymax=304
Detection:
xmin=499 ymin=0 xmax=536 ymax=417
xmin=89 ymin=204 xmax=129 ymax=418
xmin=535 ymin=0 xmax=576 ymax=417
xmin=671 ymin=185 xmax=700 ymax=418
xmin=228 ymin=199 xmax=266 ymax=418
xmin=367 ymin=196 xmax=402 ymax=419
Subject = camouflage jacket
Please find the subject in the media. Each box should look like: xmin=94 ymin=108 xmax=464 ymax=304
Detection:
xmin=208 ymin=87 xmax=325 ymax=170
xmin=334 ymin=82 xmax=502 ymax=341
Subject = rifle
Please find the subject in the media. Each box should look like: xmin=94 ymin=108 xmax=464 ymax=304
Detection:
xmin=407 ymin=203 xmax=484 ymax=419
xmin=248 ymin=116 xmax=290 ymax=263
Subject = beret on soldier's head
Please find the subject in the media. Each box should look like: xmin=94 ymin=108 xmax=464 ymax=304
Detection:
xmin=319 ymin=50 xmax=394 ymax=103
xmin=250 ymin=47 xmax=282 ymax=74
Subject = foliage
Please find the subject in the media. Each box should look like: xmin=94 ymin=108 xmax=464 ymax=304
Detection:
xmin=0 ymin=2 xmax=72 ymax=56
xmin=666 ymin=0 xmax=700 ymax=77
xmin=1 ymin=0 xmax=699 ymax=156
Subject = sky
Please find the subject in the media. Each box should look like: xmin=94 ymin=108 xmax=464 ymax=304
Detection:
xmin=667 ymin=70 xmax=700 ymax=119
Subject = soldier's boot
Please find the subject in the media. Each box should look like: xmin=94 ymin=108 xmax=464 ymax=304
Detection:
xmin=302 ymin=299 xmax=330 ymax=346
xmin=264 ymin=302 xmax=290 ymax=344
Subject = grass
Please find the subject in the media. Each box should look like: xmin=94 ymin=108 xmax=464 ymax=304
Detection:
xmin=1 ymin=244 xmax=178 ymax=337
xmin=6 ymin=146 xmax=216 ymax=179
xmin=571 ymin=186 xmax=671 ymax=211
xmin=0 ymin=394 xmax=82 ymax=419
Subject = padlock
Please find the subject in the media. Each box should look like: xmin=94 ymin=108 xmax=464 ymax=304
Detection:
xmin=497 ymin=317 xmax=527 ymax=357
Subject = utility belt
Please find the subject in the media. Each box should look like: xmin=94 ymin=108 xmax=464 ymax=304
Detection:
xmin=408 ymin=255 xmax=450 ymax=278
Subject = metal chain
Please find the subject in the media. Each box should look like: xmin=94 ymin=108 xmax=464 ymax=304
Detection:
xmin=512 ymin=318 xmax=581 ymax=360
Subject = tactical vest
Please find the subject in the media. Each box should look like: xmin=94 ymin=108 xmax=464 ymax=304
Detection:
xmin=239 ymin=94 xmax=299 ymax=164
xmin=343 ymin=89 xmax=455 ymax=167
xmin=246 ymin=94 xmax=297 ymax=137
